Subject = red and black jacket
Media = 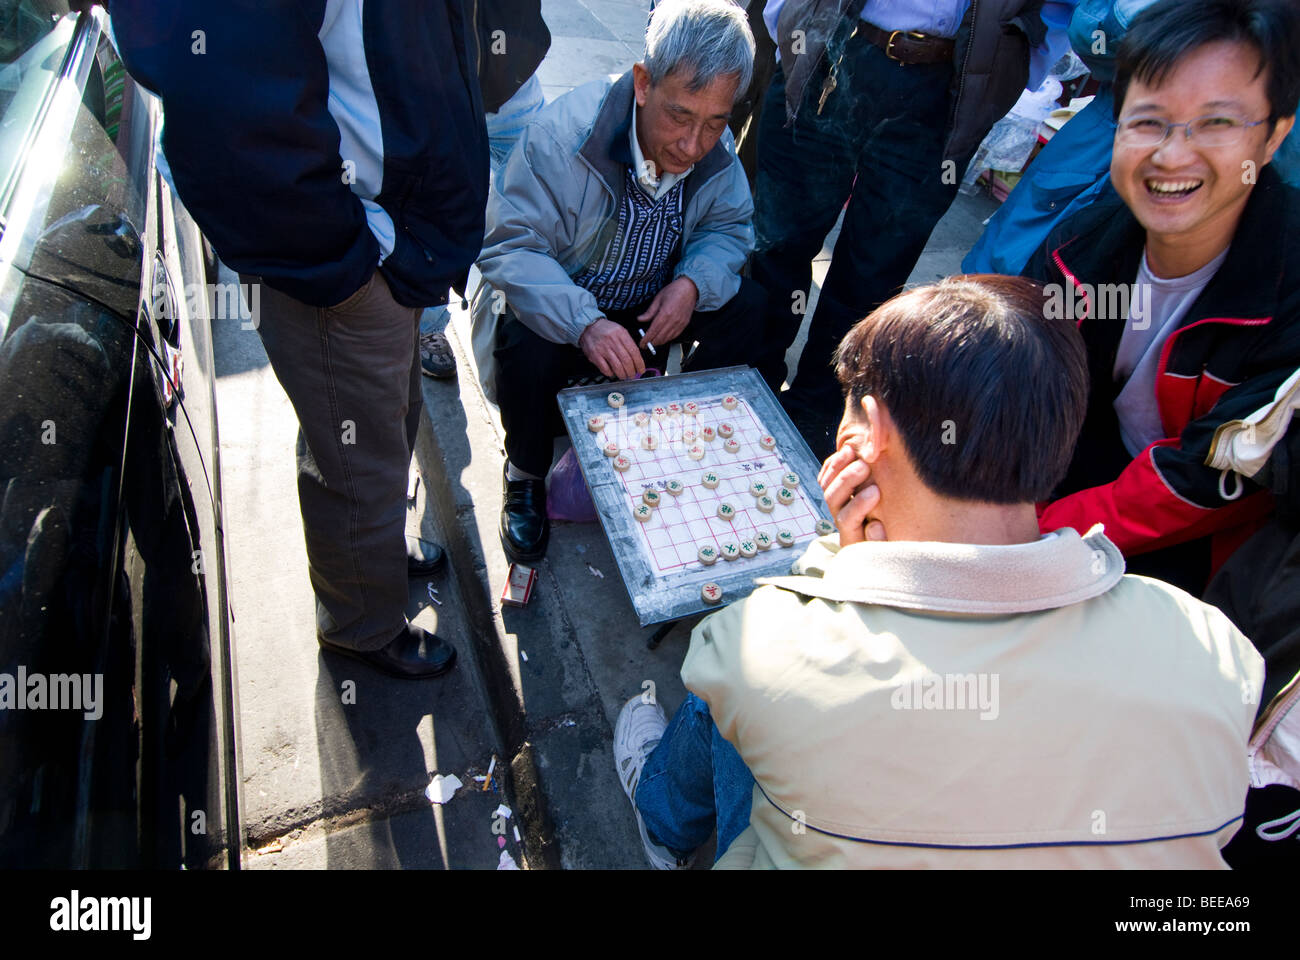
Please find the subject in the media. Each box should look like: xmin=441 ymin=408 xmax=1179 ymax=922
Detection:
xmin=1024 ymin=164 xmax=1300 ymax=595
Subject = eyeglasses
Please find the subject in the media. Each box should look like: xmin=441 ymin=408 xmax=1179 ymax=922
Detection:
xmin=1116 ymin=114 xmax=1269 ymax=148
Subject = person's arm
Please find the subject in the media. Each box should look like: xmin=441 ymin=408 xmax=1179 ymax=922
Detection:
xmin=478 ymin=121 xmax=645 ymax=378
xmin=672 ymin=142 xmax=754 ymax=312
xmin=108 ymin=0 xmax=377 ymax=307
xmin=1027 ymin=1 xmax=1080 ymax=91
xmin=476 ymin=121 xmax=607 ymax=345
xmin=1039 ymin=361 xmax=1297 ymax=555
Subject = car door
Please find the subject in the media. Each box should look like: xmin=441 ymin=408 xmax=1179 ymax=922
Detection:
xmin=0 ymin=4 xmax=240 ymax=868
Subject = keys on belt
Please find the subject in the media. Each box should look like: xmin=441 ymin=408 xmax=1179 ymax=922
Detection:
xmin=817 ymin=21 xmax=956 ymax=114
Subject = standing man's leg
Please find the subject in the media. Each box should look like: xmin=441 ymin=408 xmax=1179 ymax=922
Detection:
xmin=676 ymin=276 xmax=769 ymax=372
xmin=780 ymin=46 xmax=959 ymax=458
xmin=750 ymin=60 xmax=864 ymax=392
xmin=616 ymin=692 xmax=755 ymax=867
xmin=730 ymin=0 xmax=777 ymax=188
xmin=252 ymin=271 xmax=454 ymax=674
xmin=486 ymin=73 xmax=547 ymax=176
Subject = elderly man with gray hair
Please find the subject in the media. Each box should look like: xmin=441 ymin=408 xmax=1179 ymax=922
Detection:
xmin=472 ymin=0 xmax=767 ymax=564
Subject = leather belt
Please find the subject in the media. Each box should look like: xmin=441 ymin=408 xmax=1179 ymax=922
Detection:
xmin=855 ymin=20 xmax=955 ymax=65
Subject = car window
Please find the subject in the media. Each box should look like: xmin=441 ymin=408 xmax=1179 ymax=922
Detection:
xmin=0 ymin=2 xmax=68 ymax=114
xmin=0 ymin=7 xmax=72 ymax=206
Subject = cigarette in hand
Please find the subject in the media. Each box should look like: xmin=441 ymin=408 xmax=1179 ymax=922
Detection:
xmin=637 ymin=328 xmax=657 ymax=356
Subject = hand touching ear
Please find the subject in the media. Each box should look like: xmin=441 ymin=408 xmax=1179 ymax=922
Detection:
xmin=819 ymin=434 xmax=885 ymax=545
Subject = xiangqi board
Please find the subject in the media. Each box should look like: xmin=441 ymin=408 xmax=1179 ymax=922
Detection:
xmin=559 ymin=367 xmax=834 ymax=625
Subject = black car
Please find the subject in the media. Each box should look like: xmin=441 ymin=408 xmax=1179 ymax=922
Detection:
xmin=0 ymin=2 xmax=240 ymax=868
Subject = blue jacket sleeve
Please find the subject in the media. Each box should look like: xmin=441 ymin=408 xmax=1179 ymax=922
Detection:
xmin=108 ymin=0 xmax=378 ymax=306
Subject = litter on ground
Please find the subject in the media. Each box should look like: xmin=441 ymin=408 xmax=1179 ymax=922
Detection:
xmin=425 ymin=773 xmax=463 ymax=804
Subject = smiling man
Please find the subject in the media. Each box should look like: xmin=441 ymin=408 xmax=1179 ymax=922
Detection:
xmin=1025 ymin=0 xmax=1300 ymax=596
xmin=470 ymin=0 xmax=765 ymax=563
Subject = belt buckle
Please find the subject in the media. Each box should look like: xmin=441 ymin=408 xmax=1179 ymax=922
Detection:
xmin=885 ymin=29 xmax=931 ymax=61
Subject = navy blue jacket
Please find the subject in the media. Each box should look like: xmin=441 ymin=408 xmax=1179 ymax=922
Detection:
xmin=109 ymin=0 xmax=489 ymax=308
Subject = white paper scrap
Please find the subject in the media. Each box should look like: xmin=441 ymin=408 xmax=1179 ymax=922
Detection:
xmin=494 ymin=804 xmax=512 ymax=820
xmin=425 ymin=773 xmax=463 ymax=804
xmin=498 ymin=849 xmax=520 ymax=870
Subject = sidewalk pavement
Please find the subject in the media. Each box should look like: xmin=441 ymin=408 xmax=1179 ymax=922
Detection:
xmin=213 ymin=0 xmax=997 ymax=870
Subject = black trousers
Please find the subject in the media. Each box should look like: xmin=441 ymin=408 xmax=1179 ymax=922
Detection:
xmin=750 ymin=40 xmax=966 ymax=459
xmin=494 ymin=277 xmax=768 ymax=477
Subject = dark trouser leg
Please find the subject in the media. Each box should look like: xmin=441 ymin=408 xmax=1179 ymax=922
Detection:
xmin=493 ymin=308 xmax=589 ymax=478
xmin=602 ymin=278 xmax=768 ymax=374
xmin=730 ymin=0 xmax=777 ymax=188
xmin=251 ymin=271 xmax=419 ymax=652
xmin=677 ymin=276 xmax=769 ymax=372
xmin=405 ymin=310 xmax=425 ymax=455
xmin=750 ymin=61 xmax=863 ymax=391
xmin=635 ymin=692 xmax=754 ymax=862
xmin=784 ymin=48 xmax=960 ymax=458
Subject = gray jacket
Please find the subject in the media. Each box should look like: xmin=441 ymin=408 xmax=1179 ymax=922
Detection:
xmin=776 ymin=0 xmax=1047 ymax=163
xmin=471 ymin=70 xmax=754 ymax=403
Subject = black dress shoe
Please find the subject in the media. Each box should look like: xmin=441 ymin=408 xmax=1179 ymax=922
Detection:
xmin=319 ymin=624 xmax=457 ymax=679
xmin=500 ymin=465 xmax=549 ymax=563
xmin=407 ymin=535 xmax=446 ymax=577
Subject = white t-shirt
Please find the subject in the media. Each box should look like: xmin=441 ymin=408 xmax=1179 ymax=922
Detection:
xmin=1112 ymin=248 xmax=1229 ymax=457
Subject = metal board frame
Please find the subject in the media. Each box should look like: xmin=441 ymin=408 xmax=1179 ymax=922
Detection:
xmin=558 ymin=366 xmax=834 ymax=625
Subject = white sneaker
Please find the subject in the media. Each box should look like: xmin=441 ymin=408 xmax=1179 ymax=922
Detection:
xmin=613 ymin=694 xmax=695 ymax=869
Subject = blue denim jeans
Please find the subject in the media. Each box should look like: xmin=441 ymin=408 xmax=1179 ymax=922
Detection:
xmin=635 ymin=692 xmax=755 ymax=862
xmin=486 ymin=74 xmax=545 ymax=174
xmin=421 ymin=75 xmax=545 ymax=337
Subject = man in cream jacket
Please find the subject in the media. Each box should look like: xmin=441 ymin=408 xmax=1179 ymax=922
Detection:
xmin=614 ymin=275 xmax=1265 ymax=869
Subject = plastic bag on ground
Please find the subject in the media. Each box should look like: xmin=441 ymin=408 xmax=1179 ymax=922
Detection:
xmin=547 ymin=445 xmax=597 ymax=522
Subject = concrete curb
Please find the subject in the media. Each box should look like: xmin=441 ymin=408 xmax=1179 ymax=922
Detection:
xmin=414 ymin=331 xmax=563 ymax=870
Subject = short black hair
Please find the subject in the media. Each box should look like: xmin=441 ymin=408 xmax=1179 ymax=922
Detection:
xmin=834 ymin=276 xmax=1089 ymax=505
xmin=1114 ymin=0 xmax=1300 ymax=123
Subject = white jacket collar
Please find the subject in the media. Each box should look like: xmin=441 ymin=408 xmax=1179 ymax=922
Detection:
xmin=755 ymin=525 xmax=1125 ymax=614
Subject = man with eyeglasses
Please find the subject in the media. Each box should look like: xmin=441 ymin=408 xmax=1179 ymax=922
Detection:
xmin=1022 ymin=0 xmax=1300 ymax=599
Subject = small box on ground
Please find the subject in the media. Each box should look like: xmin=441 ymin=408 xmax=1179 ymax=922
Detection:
xmin=502 ymin=562 xmax=537 ymax=607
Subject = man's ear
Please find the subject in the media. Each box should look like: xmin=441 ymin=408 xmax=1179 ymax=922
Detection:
xmin=633 ymin=63 xmax=651 ymax=108
xmin=859 ymin=395 xmax=890 ymax=463
xmin=1264 ymin=115 xmax=1296 ymax=165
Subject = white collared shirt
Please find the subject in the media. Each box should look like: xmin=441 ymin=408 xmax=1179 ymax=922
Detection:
xmin=630 ymin=102 xmax=693 ymax=201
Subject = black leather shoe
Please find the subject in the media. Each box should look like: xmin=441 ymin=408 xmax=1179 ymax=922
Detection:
xmin=319 ymin=624 xmax=457 ymax=679
xmin=407 ymin=536 xmax=446 ymax=577
xmin=500 ymin=465 xmax=549 ymax=563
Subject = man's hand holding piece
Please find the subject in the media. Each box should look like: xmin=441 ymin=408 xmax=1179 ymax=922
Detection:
xmin=819 ymin=443 xmax=885 ymax=546
xmin=580 ymin=318 xmax=646 ymax=380
xmin=637 ymin=276 xmax=698 ymax=350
